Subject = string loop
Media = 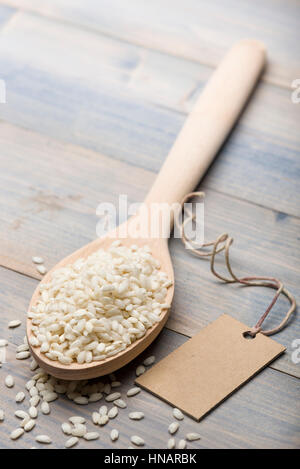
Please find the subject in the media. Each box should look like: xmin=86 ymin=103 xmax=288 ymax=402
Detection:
xmin=176 ymin=192 xmax=296 ymax=336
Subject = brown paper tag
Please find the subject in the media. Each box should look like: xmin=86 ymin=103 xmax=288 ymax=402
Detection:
xmin=136 ymin=314 xmax=285 ymax=421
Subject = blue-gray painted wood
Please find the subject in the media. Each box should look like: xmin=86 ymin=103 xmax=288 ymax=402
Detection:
xmin=0 ymin=4 xmax=14 ymax=28
xmin=0 ymin=13 xmax=299 ymax=215
xmin=0 ymin=1 xmax=299 ymax=449
xmin=0 ymin=265 xmax=299 ymax=448
xmin=3 ymin=0 xmax=300 ymax=88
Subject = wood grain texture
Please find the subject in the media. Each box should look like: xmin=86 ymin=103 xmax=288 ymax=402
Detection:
xmin=0 ymin=0 xmax=298 ymax=449
xmin=0 ymin=3 xmax=14 ymax=27
xmin=0 ymin=122 xmax=299 ymax=377
xmin=2 ymin=0 xmax=299 ymax=88
xmin=0 ymin=11 xmax=299 ymax=216
xmin=0 ymin=266 xmax=299 ymax=449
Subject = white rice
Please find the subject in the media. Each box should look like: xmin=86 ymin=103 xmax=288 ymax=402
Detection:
xmin=28 ymin=243 xmax=171 ymax=364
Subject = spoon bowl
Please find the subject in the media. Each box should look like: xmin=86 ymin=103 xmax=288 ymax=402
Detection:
xmin=27 ymin=218 xmax=174 ymax=380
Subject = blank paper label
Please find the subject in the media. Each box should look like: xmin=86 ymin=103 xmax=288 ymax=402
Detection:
xmin=136 ymin=314 xmax=285 ymax=421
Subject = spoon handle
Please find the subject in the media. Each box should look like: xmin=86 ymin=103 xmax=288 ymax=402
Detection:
xmin=145 ymin=39 xmax=266 ymax=208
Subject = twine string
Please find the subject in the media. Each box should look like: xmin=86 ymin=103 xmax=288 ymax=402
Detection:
xmin=176 ymin=192 xmax=296 ymax=337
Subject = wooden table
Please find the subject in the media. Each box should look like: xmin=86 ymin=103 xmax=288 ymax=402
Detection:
xmin=0 ymin=0 xmax=299 ymax=449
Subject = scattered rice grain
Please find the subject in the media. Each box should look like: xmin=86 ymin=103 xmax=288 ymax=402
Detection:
xmin=41 ymin=402 xmax=50 ymax=415
xmin=36 ymin=265 xmax=47 ymax=275
xmin=10 ymin=428 xmax=24 ymax=440
xmin=32 ymin=256 xmax=44 ymax=264
xmin=35 ymin=435 xmax=52 ymax=444
xmin=99 ymin=405 xmax=107 ymax=416
xmin=65 ymin=437 xmax=79 ymax=448
xmin=98 ymin=415 xmax=109 ymax=426
xmin=16 ymin=351 xmax=31 ymax=360
xmin=127 ymin=387 xmax=141 ymax=397
xmin=167 ymin=438 xmax=176 ymax=449
xmin=108 ymin=406 xmax=118 ymax=419
xmin=62 ymin=422 xmax=72 ymax=435
xmin=136 ymin=365 xmax=146 ymax=377
xmin=15 ymin=392 xmax=26 ymax=403
xmin=5 ymin=375 xmax=14 ymax=388
xmin=143 ymin=356 xmax=155 ymax=366
xmin=131 ymin=435 xmax=145 ymax=446
xmin=29 ymin=406 xmax=38 ymax=419
xmin=8 ymin=320 xmax=21 ymax=329
xmin=129 ymin=412 xmax=144 ymax=420
xmin=168 ymin=422 xmax=179 ymax=435
xmin=186 ymin=432 xmax=201 ymax=441
xmin=173 ymin=408 xmax=184 ymax=421
xmin=69 ymin=416 xmax=86 ymax=425
xmin=84 ymin=432 xmax=99 ymax=441
xmin=73 ymin=396 xmax=89 ymax=405
xmin=89 ymin=393 xmax=103 ymax=403
xmin=71 ymin=423 xmax=87 ymax=437
xmin=110 ymin=429 xmax=119 ymax=442
xmin=24 ymin=419 xmax=36 ymax=432
xmin=105 ymin=392 xmax=121 ymax=402
xmin=178 ymin=439 xmax=187 ymax=449
xmin=114 ymin=399 xmax=126 ymax=409
xmin=30 ymin=396 xmax=40 ymax=407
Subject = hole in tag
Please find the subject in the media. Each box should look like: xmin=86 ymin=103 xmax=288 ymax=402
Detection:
xmin=243 ymin=331 xmax=256 ymax=339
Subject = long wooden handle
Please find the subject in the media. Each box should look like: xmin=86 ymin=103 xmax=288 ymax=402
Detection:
xmin=145 ymin=39 xmax=266 ymax=207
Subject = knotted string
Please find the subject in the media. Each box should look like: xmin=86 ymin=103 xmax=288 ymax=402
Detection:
xmin=176 ymin=192 xmax=296 ymax=337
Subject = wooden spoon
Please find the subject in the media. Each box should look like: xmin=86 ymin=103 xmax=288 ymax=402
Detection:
xmin=27 ymin=39 xmax=266 ymax=380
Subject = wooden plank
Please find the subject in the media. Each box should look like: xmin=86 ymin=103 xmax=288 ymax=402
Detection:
xmin=3 ymin=0 xmax=300 ymax=88
xmin=0 ymin=3 xmax=14 ymax=29
xmin=0 ymin=266 xmax=299 ymax=448
xmin=0 ymin=122 xmax=299 ymax=377
xmin=0 ymin=13 xmax=299 ymax=215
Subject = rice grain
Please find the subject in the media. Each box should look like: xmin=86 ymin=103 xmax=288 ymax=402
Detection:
xmin=108 ymin=406 xmax=118 ymax=419
xmin=71 ymin=424 xmax=87 ymax=437
xmin=84 ymin=432 xmax=99 ymax=441
xmin=114 ymin=399 xmax=126 ymax=409
xmin=10 ymin=428 xmax=24 ymax=440
xmin=129 ymin=412 xmax=144 ymax=420
xmin=105 ymin=392 xmax=121 ymax=402
xmin=8 ymin=320 xmax=21 ymax=329
xmin=136 ymin=365 xmax=146 ymax=377
xmin=24 ymin=419 xmax=36 ymax=432
xmin=178 ymin=439 xmax=187 ymax=449
xmin=36 ymin=435 xmax=52 ymax=444
xmin=41 ymin=402 xmax=50 ymax=415
xmin=127 ymin=387 xmax=141 ymax=397
xmin=32 ymin=256 xmax=44 ymax=264
xmin=65 ymin=437 xmax=79 ymax=448
xmin=167 ymin=438 xmax=176 ymax=449
xmin=15 ymin=392 xmax=26 ymax=403
xmin=110 ymin=429 xmax=119 ymax=442
xmin=131 ymin=435 xmax=145 ymax=446
xmin=186 ymin=432 xmax=201 ymax=441
xmin=5 ymin=375 xmax=14 ymax=388
xmin=168 ymin=422 xmax=179 ymax=435
xmin=173 ymin=408 xmax=184 ymax=421
xmin=29 ymin=406 xmax=38 ymax=419
xmin=98 ymin=415 xmax=109 ymax=426
xmin=69 ymin=416 xmax=86 ymax=425
xmin=143 ymin=356 xmax=155 ymax=366
xmin=16 ymin=351 xmax=31 ymax=360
